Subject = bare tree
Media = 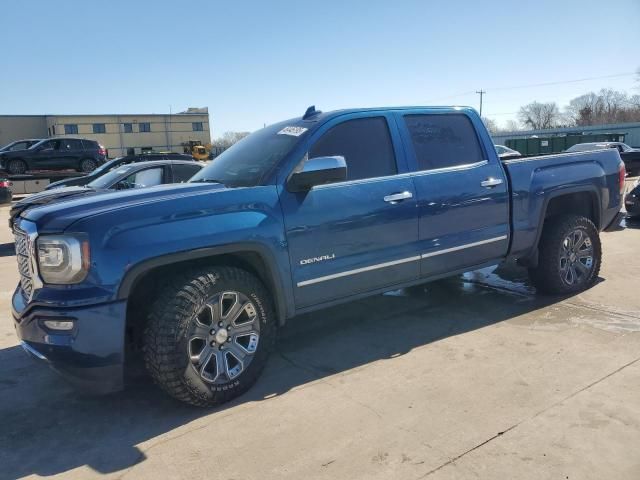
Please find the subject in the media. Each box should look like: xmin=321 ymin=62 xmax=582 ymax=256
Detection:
xmin=565 ymin=89 xmax=640 ymax=125
xmin=481 ymin=117 xmax=498 ymax=135
xmin=504 ymin=120 xmax=520 ymax=132
xmin=518 ymin=102 xmax=560 ymax=130
xmin=212 ymin=131 xmax=251 ymax=149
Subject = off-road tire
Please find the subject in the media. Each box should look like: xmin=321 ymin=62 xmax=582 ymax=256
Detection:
xmin=7 ymin=159 xmax=27 ymax=175
xmin=529 ymin=215 xmax=601 ymax=295
xmin=79 ymin=158 xmax=98 ymax=172
xmin=143 ymin=266 xmax=276 ymax=407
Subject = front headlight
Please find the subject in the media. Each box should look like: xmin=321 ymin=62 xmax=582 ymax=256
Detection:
xmin=36 ymin=235 xmax=90 ymax=284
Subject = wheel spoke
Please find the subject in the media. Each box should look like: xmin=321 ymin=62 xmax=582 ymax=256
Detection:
xmin=189 ymin=339 xmax=212 ymax=363
xmin=226 ymin=341 xmax=249 ymax=361
xmin=574 ymin=259 xmax=590 ymax=275
xmin=233 ymin=321 xmax=257 ymax=335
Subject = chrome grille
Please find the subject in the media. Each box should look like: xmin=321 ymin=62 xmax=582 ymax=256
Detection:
xmin=14 ymin=228 xmax=33 ymax=299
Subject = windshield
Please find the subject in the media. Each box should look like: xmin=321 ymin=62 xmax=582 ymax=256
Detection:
xmin=87 ymin=165 xmax=136 ymax=188
xmin=190 ymin=121 xmax=308 ymax=187
xmin=91 ymin=158 xmax=125 ymax=176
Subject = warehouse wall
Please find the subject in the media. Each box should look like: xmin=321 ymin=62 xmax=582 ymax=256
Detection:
xmin=0 ymin=116 xmax=48 ymax=146
xmin=47 ymin=114 xmax=211 ymax=158
xmin=492 ymin=122 xmax=640 ymax=148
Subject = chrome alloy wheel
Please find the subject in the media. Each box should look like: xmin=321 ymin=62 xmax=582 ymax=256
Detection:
xmin=559 ymin=228 xmax=594 ymax=286
xmin=187 ymin=291 xmax=260 ymax=384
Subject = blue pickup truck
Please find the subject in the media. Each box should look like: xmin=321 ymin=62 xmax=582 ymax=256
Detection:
xmin=12 ymin=106 xmax=625 ymax=406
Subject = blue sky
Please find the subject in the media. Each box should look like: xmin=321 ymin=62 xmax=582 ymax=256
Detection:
xmin=1 ymin=0 xmax=639 ymax=136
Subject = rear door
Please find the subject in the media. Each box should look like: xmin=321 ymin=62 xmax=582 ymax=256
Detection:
xmin=396 ymin=111 xmax=510 ymax=277
xmin=279 ymin=113 xmax=420 ymax=308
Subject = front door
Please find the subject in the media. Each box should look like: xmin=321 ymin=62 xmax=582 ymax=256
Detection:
xmin=396 ymin=111 xmax=510 ymax=277
xmin=279 ymin=114 xmax=420 ymax=308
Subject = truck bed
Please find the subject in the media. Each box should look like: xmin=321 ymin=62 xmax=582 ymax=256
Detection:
xmin=502 ymin=148 xmax=623 ymax=260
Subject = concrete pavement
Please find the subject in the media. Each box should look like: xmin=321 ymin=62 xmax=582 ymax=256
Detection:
xmin=0 ymin=192 xmax=639 ymax=479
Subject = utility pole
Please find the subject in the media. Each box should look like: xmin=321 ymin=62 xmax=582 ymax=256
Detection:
xmin=476 ymin=90 xmax=486 ymax=117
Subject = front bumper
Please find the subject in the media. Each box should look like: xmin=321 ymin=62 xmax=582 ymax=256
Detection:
xmin=12 ymin=287 xmax=127 ymax=394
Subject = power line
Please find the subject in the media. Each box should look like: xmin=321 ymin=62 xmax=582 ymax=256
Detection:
xmin=430 ymin=71 xmax=637 ymax=103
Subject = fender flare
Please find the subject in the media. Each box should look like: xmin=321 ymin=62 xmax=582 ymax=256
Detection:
xmin=530 ymin=185 xmax=601 ymax=256
xmin=117 ymin=242 xmax=291 ymax=324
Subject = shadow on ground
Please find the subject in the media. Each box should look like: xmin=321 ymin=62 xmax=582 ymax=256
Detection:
xmin=0 ymin=242 xmax=15 ymax=257
xmin=0 ymin=263 xmax=567 ymax=478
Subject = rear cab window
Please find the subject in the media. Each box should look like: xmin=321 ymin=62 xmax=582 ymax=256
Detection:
xmin=402 ymin=114 xmax=484 ymax=171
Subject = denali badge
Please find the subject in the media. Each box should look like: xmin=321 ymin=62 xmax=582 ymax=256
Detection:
xmin=299 ymin=254 xmax=336 ymax=265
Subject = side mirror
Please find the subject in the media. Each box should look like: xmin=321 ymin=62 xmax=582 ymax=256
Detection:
xmin=287 ymin=156 xmax=347 ymax=192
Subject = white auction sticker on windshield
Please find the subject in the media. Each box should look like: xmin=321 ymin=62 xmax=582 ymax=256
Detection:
xmin=277 ymin=126 xmax=308 ymax=137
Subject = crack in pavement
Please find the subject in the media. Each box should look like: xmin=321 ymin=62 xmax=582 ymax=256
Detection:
xmin=418 ymin=355 xmax=640 ymax=478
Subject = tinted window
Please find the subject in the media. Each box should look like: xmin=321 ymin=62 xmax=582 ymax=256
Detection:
xmin=64 ymin=124 xmax=78 ymax=135
xmin=68 ymin=139 xmax=83 ymax=149
xmin=82 ymin=140 xmax=98 ymax=150
xmin=309 ymin=117 xmax=396 ymax=181
xmin=404 ymin=114 xmax=483 ymax=171
xmin=93 ymin=123 xmax=106 ymax=134
xmin=173 ymin=164 xmax=201 ymax=183
xmin=8 ymin=141 xmax=30 ymax=151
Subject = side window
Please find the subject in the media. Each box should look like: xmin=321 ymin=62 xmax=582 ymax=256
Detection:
xmin=309 ymin=117 xmax=397 ymax=181
xmin=50 ymin=140 xmax=62 ymax=150
xmin=68 ymin=139 xmax=83 ymax=150
xmin=60 ymin=139 xmax=73 ymax=150
xmin=9 ymin=142 xmax=28 ymax=151
xmin=404 ymin=114 xmax=484 ymax=171
xmin=119 ymin=168 xmax=163 ymax=189
xmin=173 ymin=164 xmax=201 ymax=183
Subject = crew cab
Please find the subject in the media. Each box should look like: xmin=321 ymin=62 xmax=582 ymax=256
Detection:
xmin=11 ymin=106 xmax=625 ymax=407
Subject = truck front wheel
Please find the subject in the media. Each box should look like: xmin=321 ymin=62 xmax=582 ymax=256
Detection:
xmin=143 ymin=266 xmax=276 ymax=407
xmin=529 ymin=215 xmax=601 ymax=295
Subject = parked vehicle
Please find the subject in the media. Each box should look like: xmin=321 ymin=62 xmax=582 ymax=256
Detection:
xmin=45 ymin=152 xmax=195 ymax=190
xmin=0 ymin=138 xmax=107 ymax=175
xmin=495 ymin=144 xmax=521 ymax=159
xmin=11 ymin=106 xmax=625 ymax=406
xmin=566 ymin=142 xmax=640 ymax=176
xmin=0 ymin=178 xmax=12 ymax=204
xmin=0 ymin=139 xmax=42 ymax=153
xmin=9 ymin=160 xmax=203 ymax=228
xmin=625 ymin=179 xmax=640 ymax=218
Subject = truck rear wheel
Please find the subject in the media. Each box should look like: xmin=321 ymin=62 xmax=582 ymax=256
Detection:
xmin=143 ymin=266 xmax=276 ymax=407
xmin=8 ymin=159 xmax=27 ymax=175
xmin=528 ymin=215 xmax=601 ymax=295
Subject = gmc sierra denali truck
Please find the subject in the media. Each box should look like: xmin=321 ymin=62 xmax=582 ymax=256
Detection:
xmin=12 ymin=106 xmax=626 ymax=407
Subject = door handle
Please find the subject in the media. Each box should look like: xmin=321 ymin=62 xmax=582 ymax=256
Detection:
xmin=480 ymin=178 xmax=503 ymax=188
xmin=384 ymin=191 xmax=413 ymax=203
